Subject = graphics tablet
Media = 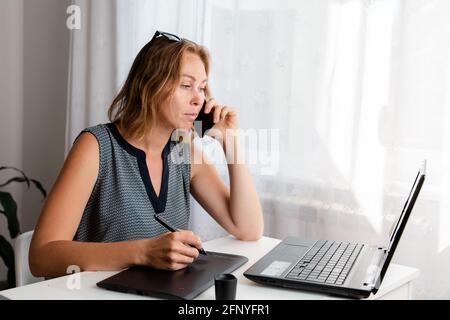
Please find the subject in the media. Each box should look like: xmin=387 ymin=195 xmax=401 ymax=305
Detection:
xmin=97 ymin=251 xmax=248 ymax=300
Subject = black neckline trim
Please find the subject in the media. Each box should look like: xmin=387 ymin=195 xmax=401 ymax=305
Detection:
xmin=106 ymin=122 xmax=171 ymax=213
xmin=106 ymin=123 xmax=147 ymax=159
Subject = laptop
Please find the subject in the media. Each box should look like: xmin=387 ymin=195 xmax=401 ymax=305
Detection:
xmin=97 ymin=251 xmax=248 ymax=300
xmin=244 ymin=161 xmax=426 ymax=299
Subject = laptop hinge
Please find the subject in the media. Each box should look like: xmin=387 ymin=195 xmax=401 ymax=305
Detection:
xmin=364 ymin=248 xmax=386 ymax=292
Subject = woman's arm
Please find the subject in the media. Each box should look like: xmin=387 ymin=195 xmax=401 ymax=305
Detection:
xmin=29 ymin=133 xmax=201 ymax=278
xmin=190 ymin=110 xmax=264 ymax=240
xmin=224 ymin=133 xmax=264 ymax=239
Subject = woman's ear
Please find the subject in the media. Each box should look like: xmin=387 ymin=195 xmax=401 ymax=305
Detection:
xmin=205 ymin=85 xmax=212 ymax=101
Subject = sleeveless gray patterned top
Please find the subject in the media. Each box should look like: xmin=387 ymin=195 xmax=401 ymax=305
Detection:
xmin=73 ymin=123 xmax=191 ymax=242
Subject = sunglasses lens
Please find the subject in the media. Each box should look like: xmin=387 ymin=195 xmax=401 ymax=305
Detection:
xmin=148 ymin=31 xmax=182 ymax=48
xmin=162 ymin=33 xmax=180 ymax=41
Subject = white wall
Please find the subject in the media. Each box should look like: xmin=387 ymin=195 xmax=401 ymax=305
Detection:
xmin=0 ymin=0 xmax=24 ymax=285
xmin=0 ymin=0 xmax=70 ymax=282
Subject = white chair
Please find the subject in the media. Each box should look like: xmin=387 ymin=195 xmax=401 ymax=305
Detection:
xmin=189 ymin=199 xmax=228 ymax=242
xmin=13 ymin=230 xmax=44 ymax=287
xmin=188 ymin=138 xmax=228 ymax=242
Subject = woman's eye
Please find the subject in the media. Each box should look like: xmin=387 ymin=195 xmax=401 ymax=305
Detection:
xmin=200 ymin=87 xmax=206 ymax=92
xmin=181 ymin=84 xmax=191 ymax=89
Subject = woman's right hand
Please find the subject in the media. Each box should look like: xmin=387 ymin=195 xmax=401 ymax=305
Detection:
xmin=138 ymin=231 xmax=202 ymax=271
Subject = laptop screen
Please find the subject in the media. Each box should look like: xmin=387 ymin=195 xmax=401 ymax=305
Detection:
xmin=388 ymin=171 xmax=420 ymax=245
xmin=376 ymin=161 xmax=426 ymax=289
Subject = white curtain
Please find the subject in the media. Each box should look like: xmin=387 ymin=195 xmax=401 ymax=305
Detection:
xmin=66 ymin=0 xmax=450 ymax=299
xmin=203 ymin=0 xmax=450 ymax=299
xmin=65 ymin=0 xmax=117 ymax=150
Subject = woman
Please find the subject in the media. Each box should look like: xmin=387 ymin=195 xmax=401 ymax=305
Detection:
xmin=29 ymin=31 xmax=263 ymax=278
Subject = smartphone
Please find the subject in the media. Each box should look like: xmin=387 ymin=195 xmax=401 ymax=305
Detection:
xmin=193 ymin=100 xmax=215 ymax=137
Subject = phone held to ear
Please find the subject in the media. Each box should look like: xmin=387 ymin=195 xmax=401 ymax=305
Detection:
xmin=194 ymin=100 xmax=215 ymax=137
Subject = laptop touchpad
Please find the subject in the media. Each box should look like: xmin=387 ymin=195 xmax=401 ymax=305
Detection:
xmin=278 ymin=244 xmax=308 ymax=257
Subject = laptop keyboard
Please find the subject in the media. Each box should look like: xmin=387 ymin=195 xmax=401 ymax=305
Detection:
xmin=285 ymin=240 xmax=363 ymax=285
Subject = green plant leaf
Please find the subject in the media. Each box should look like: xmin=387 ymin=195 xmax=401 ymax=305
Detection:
xmin=0 ymin=167 xmax=47 ymax=199
xmin=0 ymin=176 xmax=28 ymax=188
xmin=0 ymin=166 xmax=26 ymax=175
xmin=0 ymin=191 xmax=20 ymax=238
xmin=0 ymin=235 xmax=16 ymax=288
xmin=0 ymin=167 xmax=30 ymax=188
xmin=30 ymin=179 xmax=47 ymax=198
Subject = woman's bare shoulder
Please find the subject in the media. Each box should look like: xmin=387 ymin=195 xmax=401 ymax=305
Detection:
xmin=58 ymin=131 xmax=100 ymax=188
xmin=66 ymin=132 xmax=100 ymax=164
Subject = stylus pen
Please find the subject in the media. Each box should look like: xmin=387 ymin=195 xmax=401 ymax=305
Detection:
xmin=154 ymin=214 xmax=207 ymax=255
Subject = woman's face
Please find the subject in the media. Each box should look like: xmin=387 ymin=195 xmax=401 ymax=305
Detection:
xmin=160 ymin=52 xmax=207 ymax=130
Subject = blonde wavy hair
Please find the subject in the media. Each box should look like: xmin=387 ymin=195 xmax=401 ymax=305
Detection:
xmin=108 ymin=35 xmax=211 ymax=140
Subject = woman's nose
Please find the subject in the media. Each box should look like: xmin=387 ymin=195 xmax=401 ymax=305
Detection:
xmin=191 ymin=89 xmax=204 ymax=105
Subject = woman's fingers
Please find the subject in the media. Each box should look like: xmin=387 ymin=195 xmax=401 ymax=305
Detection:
xmin=213 ymin=105 xmax=223 ymax=123
xmin=166 ymin=262 xmax=189 ymax=271
xmin=219 ymin=106 xmax=234 ymax=121
xmin=163 ymin=233 xmax=201 ymax=270
xmin=171 ymin=231 xmax=202 ymax=258
xmin=167 ymin=251 xmax=195 ymax=265
xmin=174 ymin=230 xmax=203 ymax=248
xmin=204 ymin=98 xmax=236 ymax=124
xmin=205 ymin=98 xmax=217 ymax=114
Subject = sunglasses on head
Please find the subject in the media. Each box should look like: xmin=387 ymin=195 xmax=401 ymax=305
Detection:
xmin=150 ymin=30 xmax=182 ymax=44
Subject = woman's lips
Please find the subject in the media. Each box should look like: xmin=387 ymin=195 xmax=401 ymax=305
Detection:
xmin=184 ymin=113 xmax=198 ymax=121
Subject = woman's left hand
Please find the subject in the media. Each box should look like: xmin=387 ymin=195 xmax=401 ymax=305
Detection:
xmin=204 ymin=98 xmax=239 ymax=135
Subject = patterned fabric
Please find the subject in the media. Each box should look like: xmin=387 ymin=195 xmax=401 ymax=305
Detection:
xmin=73 ymin=123 xmax=191 ymax=243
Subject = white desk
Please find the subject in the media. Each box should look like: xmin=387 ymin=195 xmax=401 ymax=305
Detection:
xmin=0 ymin=236 xmax=419 ymax=300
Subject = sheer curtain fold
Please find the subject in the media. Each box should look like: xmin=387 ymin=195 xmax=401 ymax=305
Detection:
xmin=65 ymin=0 xmax=118 ymax=153
xmin=65 ymin=0 xmax=450 ymax=298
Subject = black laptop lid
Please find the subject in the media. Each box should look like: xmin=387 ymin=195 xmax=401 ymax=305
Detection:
xmin=374 ymin=161 xmax=426 ymax=291
xmin=97 ymin=251 xmax=248 ymax=300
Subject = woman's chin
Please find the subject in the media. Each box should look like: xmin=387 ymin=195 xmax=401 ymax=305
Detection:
xmin=173 ymin=124 xmax=193 ymax=132
xmin=178 ymin=122 xmax=193 ymax=131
